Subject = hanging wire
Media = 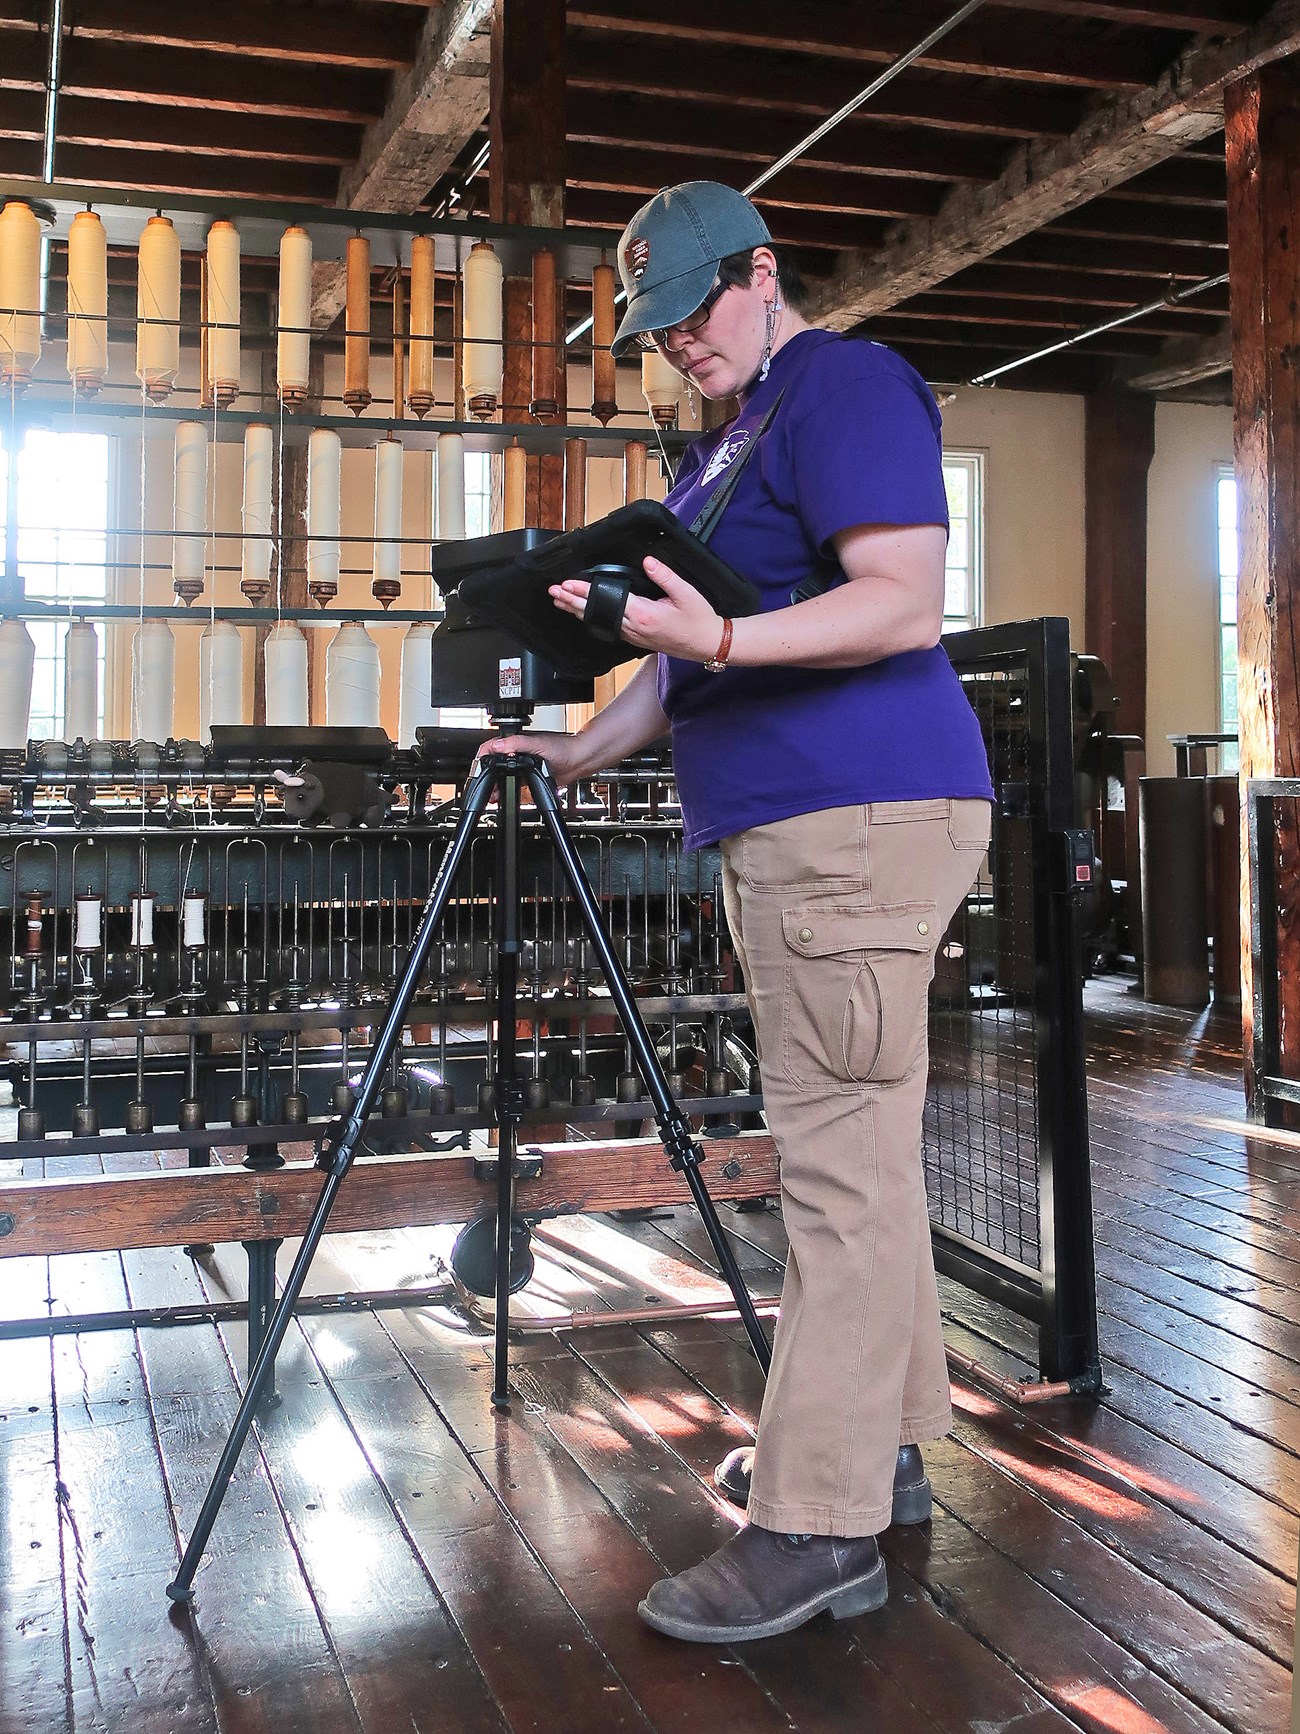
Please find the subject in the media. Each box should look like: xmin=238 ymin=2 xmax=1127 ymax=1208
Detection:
xmin=965 ymin=272 xmax=1231 ymax=387
xmin=564 ymin=0 xmax=990 ymax=347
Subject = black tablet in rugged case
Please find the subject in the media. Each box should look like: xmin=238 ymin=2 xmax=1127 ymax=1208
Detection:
xmin=433 ymin=501 xmax=759 ymax=679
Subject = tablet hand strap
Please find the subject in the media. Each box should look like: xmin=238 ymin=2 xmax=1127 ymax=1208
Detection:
xmin=584 ymin=570 xmax=633 ymax=642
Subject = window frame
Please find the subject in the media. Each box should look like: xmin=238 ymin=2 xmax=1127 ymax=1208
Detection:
xmin=941 ymin=448 xmax=985 ymax=635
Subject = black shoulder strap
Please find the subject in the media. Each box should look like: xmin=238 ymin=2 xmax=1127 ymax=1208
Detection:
xmin=687 ymin=390 xmax=785 ymax=545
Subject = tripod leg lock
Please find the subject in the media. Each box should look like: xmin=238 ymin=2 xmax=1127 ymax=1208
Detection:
xmin=662 ymin=1122 xmax=704 ymax=1175
xmin=493 ymin=1075 xmax=529 ymax=1126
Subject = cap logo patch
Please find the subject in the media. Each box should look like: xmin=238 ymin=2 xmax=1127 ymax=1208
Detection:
xmin=625 ymin=236 xmax=651 ymax=281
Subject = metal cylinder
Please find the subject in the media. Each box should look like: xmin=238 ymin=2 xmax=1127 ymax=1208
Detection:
xmin=381 ymin=1085 xmax=409 ymax=1118
xmin=179 ymin=1098 xmax=206 ymax=1131
xmin=427 ymin=1083 xmax=456 ymax=1116
xmin=17 ymin=1108 xmax=44 ymax=1141
xmin=1139 ymin=776 xmax=1209 ymax=1008
xmin=281 ymin=1090 xmax=309 ymax=1124
xmin=525 ymin=1077 xmax=550 ymax=1111
xmin=126 ymin=1100 xmax=153 ymax=1134
xmin=1208 ymin=775 xmax=1241 ymax=1007
xmin=570 ymin=1075 xmax=597 ymax=1107
xmin=72 ymin=1104 xmax=99 ymax=1136
xmin=230 ymin=1094 xmax=259 ymax=1127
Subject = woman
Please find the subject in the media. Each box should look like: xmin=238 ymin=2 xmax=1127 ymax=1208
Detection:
xmin=483 ymin=181 xmax=994 ymax=1643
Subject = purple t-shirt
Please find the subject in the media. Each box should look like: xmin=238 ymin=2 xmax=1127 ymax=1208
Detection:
xmin=657 ymin=328 xmax=994 ymax=850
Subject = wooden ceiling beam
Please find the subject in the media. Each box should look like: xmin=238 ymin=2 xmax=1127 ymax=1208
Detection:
xmin=898 ymin=291 xmax=1226 ymax=335
xmin=941 ymin=260 xmax=1231 ymax=308
xmin=996 ymin=229 xmax=1230 ymax=276
xmin=568 ymin=95 xmax=1010 ymax=184
xmin=310 ymin=0 xmax=493 ymax=330
xmin=808 ymin=0 xmax=1299 ymax=327
xmin=0 ymin=0 xmax=421 ymax=70
xmin=2 ymin=90 xmax=361 ymax=165
xmin=567 ymin=2 xmax=1166 ymax=89
xmin=562 ymin=188 xmax=880 ymax=253
xmin=1119 ymin=318 xmax=1233 ymax=386
xmin=564 ymin=145 xmax=946 ymax=221
xmin=0 ymin=141 xmax=339 ymax=204
xmin=888 ymin=342 xmax=1114 ymax=391
xmin=567 ymin=40 xmax=1086 ymax=138
xmin=1047 ymin=198 xmax=1228 ymax=244
xmin=997 ymin=0 xmax=1253 ymax=27
xmin=52 ymin=36 xmax=390 ymax=122
xmin=872 ymin=315 xmax=1167 ymax=356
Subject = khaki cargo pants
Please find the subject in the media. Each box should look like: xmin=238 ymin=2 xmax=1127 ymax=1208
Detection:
xmin=719 ymin=796 xmax=991 ymax=1537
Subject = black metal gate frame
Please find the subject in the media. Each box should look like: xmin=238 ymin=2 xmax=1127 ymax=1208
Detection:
xmin=942 ymin=617 xmax=1100 ymax=1389
xmin=1245 ymin=777 xmax=1300 ymax=1125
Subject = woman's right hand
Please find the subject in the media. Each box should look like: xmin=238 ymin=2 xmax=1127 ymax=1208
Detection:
xmin=475 ymin=731 xmax=587 ymax=790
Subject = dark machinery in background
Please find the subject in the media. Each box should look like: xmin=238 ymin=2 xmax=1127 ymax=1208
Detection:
xmin=0 ymin=726 xmax=754 ymax=1156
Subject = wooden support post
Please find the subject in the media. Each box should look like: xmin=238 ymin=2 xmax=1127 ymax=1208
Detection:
xmin=1226 ymin=62 xmax=1300 ymax=1103
xmin=489 ymin=0 xmax=566 ymax=529
xmin=1084 ymin=386 xmax=1155 ymax=964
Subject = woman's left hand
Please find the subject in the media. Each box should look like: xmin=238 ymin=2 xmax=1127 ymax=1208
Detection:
xmin=549 ymin=554 xmax=724 ymax=662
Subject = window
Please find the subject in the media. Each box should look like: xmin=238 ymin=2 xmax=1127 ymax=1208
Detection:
xmin=0 ymin=429 xmax=110 ymax=738
xmin=1216 ymin=466 xmax=1239 ymax=774
xmin=432 ymin=447 xmax=492 ymax=542
xmin=942 ymin=452 xmax=984 ymax=634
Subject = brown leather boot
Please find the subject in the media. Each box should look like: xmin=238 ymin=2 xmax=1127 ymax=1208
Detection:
xmin=713 ymin=1441 xmax=932 ymax=1524
xmin=638 ymin=1524 xmax=887 ymax=1643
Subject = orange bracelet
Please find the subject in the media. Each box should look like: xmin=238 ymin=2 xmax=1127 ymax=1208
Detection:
xmin=704 ymin=617 xmax=733 ymax=673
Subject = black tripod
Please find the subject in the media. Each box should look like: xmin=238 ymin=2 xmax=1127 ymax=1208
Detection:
xmin=166 ymin=735 xmax=771 ymax=1603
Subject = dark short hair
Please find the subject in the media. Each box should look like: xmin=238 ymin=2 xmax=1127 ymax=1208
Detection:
xmin=716 ymin=244 xmax=811 ymax=314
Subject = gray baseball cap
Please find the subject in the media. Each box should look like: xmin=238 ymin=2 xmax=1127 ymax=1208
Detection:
xmin=610 ymin=182 xmax=772 ymax=359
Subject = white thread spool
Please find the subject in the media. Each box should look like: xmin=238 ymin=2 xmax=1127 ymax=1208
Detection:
xmin=436 ymin=433 xmax=466 ymax=541
xmin=399 ymin=622 xmax=437 ymax=747
xmin=131 ymin=619 xmax=175 ymax=743
xmin=173 ymin=422 xmax=208 ymax=594
xmin=264 ymin=623 xmax=309 ymax=727
xmin=307 ymin=427 xmax=341 ymax=597
xmin=136 ymin=215 xmax=181 ymax=401
xmin=408 ymin=234 xmax=437 ymax=417
xmin=642 ymin=349 xmax=682 ymax=426
xmin=74 ymin=894 xmax=102 ymax=953
xmin=277 ymin=224 xmax=312 ymax=408
xmin=131 ymin=893 xmax=155 ymax=950
xmin=0 ymin=200 xmax=42 ymax=391
xmin=326 ymin=622 xmax=381 ymax=729
xmin=63 ymin=621 xmax=99 ymax=741
xmin=241 ymin=422 xmax=273 ymax=595
xmin=66 ymin=209 xmax=108 ymax=396
xmin=206 ymin=218 xmax=241 ymax=405
xmin=182 ymin=892 xmax=207 ymax=949
xmin=0 ymin=619 xmax=34 ymax=746
xmin=463 ymin=240 xmax=503 ymax=419
xmin=373 ymin=436 xmax=403 ymax=591
xmin=199 ymin=621 xmax=243 ymax=743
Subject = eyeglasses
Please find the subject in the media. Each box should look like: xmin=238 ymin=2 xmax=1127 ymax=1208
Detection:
xmin=637 ymin=278 xmax=731 ymax=350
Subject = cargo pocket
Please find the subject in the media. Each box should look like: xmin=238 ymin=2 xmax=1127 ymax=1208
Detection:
xmin=948 ymin=800 xmax=992 ymax=853
xmin=780 ymin=902 xmax=936 ymax=1089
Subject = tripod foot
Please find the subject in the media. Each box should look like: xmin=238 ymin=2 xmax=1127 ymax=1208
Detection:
xmin=491 ymin=1392 xmax=511 ymax=1413
xmin=165 ymin=1578 xmax=194 ymax=1604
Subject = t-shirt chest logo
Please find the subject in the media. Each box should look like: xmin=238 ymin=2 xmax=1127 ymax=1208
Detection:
xmin=699 ymin=430 xmax=751 ymax=488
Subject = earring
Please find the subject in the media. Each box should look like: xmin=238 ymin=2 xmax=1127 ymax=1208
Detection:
xmin=758 ymin=293 xmax=780 ymax=383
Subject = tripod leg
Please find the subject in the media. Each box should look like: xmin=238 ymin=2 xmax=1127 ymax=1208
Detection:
xmin=526 ymin=766 xmax=771 ymax=1374
xmin=165 ymin=765 xmax=498 ymax=1603
xmin=490 ymin=764 xmax=524 ymax=1410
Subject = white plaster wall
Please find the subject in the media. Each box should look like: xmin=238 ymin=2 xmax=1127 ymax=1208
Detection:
xmin=1145 ymin=400 xmax=1234 ymax=776
xmin=938 ymin=385 xmax=1087 ymax=645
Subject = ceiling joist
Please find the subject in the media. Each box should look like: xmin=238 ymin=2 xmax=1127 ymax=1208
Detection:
xmin=807 ymin=0 xmax=1300 ymax=327
xmin=310 ymin=0 xmax=494 ymax=330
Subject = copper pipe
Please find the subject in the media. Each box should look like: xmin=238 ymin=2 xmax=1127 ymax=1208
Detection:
xmin=945 ymin=1345 xmax=1074 ymax=1406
